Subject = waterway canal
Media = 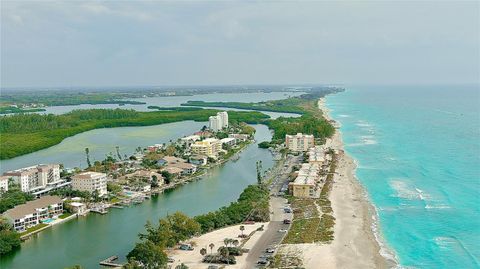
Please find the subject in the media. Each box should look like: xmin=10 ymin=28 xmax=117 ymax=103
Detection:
xmin=0 ymin=124 xmax=275 ymax=269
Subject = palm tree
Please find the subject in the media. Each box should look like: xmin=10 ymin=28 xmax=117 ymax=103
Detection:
xmin=200 ymin=248 xmax=207 ymax=256
xmin=232 ymin=239 xmax=239 ymax=248
xmin=85 ymin=148 xmax=91 ymax=167
xmin=224 ymin=238 xmax=230 ymax=247
xmin=239 ymin=225 xmax=245 ymax=237
xmin=209 ymin=243 xmax=215 ymax=254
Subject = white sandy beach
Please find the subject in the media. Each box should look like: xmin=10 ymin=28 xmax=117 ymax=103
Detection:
xmin=311 ymin=98 xmax=396 ymax=269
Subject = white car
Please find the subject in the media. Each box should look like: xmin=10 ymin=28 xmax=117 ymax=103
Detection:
xmin=278 ymin=229 xmax=288 ymax=233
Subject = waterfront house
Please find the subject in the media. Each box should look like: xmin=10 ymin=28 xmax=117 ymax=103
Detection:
xmin=220 ymin=137 xmax=236 ymax=147
xmin=189 ymin=155 xmax=208 ymax=166
xmin=4 ymin=195 xmax=63 ymax=232
xmin=124 ymin=170 xmax=163 ymax=185
xmin=161 ymin=166 xmax=183 ymax=178
xmin=71 ymin=172 xmax=108 ymax=196
xmin=69 ymin=202 xmax=87 ymax=216
xmin=147 ymin=144 xmax=164 ymax=152
xmin=193 ymin=130 xmax=213 ymax=138
xmin=180 ymin=135 xmax=201 ymax=148
xmin=229 ymin=133 xmax=249 ymax=142
xmin=168 ymin=162 xmax=197 ymax=175
xmin=157 ymin=156 xmax=186 ymax=166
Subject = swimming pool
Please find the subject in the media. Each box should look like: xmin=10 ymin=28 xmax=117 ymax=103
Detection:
xmin=42 ymin=219 xmax=54 ymax=224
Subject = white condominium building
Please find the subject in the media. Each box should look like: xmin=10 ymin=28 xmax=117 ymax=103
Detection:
xmin=4 ymin=195 xmax=63 ymax=232
xmin=71 ymin=172 xmax=108 ymax=196
xmin=191 ymin=138 xmax=222 ymax=157
xmin=285 ymin=133 xmax=315 ymax=152
xmin=209 ymin=111 xmax=229 ymax=131
xmin=0 ymin=175 xmax=9 ymax=192
xmin=3 ymin=164 xmax=61 ymax=193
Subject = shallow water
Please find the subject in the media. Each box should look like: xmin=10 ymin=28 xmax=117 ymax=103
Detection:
xmin=326 ymin=84 xmax=480 ymax=268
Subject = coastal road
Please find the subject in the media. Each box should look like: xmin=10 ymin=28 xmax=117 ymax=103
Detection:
xmin=244 ymin=155 xmax=301 ymax=268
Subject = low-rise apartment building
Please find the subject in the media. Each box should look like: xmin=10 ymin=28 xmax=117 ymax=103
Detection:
xmin=71 ymin=172 xmax=108 ymax=196
xmin=4 ymin=195 xmax=63 ymax=232
xmin=308 ymin=146 xmax=325 ymax=164
xmin=289 ymin=163 xmax=320 ymax=198
xmin=285 ymin=133 xmax=315 ymax=152
xmin=191 ymin=138 xmax=222 ymax=158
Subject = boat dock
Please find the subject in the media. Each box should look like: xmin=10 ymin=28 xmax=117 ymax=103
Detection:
xmin=99 ymin=255 xmax=123 ymax=267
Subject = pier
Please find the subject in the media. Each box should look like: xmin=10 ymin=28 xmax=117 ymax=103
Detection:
xmin=99 ymin=255 xmax=123 ymax=267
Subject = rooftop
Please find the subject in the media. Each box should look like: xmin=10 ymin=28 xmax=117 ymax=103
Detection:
xmin=4 ymin=196 xmax=63 ymax=219
xmin=71 ymin=171 xmax=106 ymax=180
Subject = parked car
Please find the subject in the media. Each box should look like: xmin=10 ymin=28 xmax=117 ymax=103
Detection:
xmin=179 ymin=244 xmax=194 ymax=251
xmin=278 ymin=229 xmax=288 ymax=233
xmin=283 ymin=208 xmax=292 ymax=213
xmin=167 ymin=257 xmax=175 ymax=263
xmin=265 ymin=248 xmax=275 ymax=254
xmin=244 ymin=220 xmax=255 ymax=225
xmin=283 ymin=219 xmax=291 ymax=224
xmin=257 ymin=258 xmax=269 ymax=265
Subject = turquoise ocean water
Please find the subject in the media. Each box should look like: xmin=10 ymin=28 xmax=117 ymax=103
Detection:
xmin=325 ymin=85 xmax=480 ymax=268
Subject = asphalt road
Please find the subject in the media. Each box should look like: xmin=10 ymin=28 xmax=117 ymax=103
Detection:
xmin=244 ymin=155 xmax=301 ymax=268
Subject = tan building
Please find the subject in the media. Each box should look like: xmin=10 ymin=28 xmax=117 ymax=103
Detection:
xmin=3 ymin=164 xmax=61 ymax=193
xmin=289 ymin=163 xmax=320 ymax=198
xmin=71 ymin=172 xmax=107 ymax=196
xmin=4 ymin=195 xmax=63 ymax=232
xmin=191 ymin=138 xmax=222 ymax=158
xmin=308 ymin=146 xmax=325 ymax=164
xmin=285 ymin=133 xmax=314 ymax=152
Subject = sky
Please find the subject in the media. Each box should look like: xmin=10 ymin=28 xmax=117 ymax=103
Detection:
xmin=1 ymin=1 xmax=479 ymax=88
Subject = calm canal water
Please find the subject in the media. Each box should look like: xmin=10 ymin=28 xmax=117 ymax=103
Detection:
xmin=0 ymin=124 xmax=274 ymax=269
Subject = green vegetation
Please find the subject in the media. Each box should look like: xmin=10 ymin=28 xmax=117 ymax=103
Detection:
xmin=0 ymin=91 xmax=146 ymax=107
xmin=194 ymin=184 xmax=270 ymax=233
xmin=266 ymin=114 xmax=335 ymax=143
xmin=258 ymin=141 xmax=273 ymax=149
xmin=0 ymin=108 xmax=269 ymax=160
xmin=0 ymin=217 xmax=21 ymax=255
xmin=59 ymin=213 xmax=73 ymax=219
xmin=147 ymin=106 xmax=203 ymax=111
xmin=19 ymin=223 xmax=49 ymax=237
xmin=181 ymin=87 xmax=342 ymax=116
xmin=0 ymin=106 xmax=46 ymax=114
xmin=182 ymin=100 xmax=306 ymax=114
xmin=125 ymin=212 xmax=200 ymax=268
xmin=0 ymin=186 xmax=34 ymax=214
xmin=126 ymin=184 xmax=269 ymax=267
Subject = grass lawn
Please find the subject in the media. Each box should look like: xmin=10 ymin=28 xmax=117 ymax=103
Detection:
xmin=59 ymin=213 xmax=73 ymax=219
xmin=19 ymin=223 xmax=49 ymax=236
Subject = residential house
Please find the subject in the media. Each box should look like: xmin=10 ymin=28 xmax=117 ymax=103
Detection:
xmin=189 ymin=155 xmax=208 ymax=166
xmin=229 ymin=134 xmax=249 ymax=142
xmin=180 ymin=135 xmax=201 ymax=148
xmin=69 ymin=202 xmax=87 ymax=216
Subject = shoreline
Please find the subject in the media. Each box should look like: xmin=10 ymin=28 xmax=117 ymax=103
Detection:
xmin=318 ymin=98 xmax=398 ymax=268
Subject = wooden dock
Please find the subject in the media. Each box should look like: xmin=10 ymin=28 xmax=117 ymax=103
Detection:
xmin=99 ymin=255 xmax=123 ymax=267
